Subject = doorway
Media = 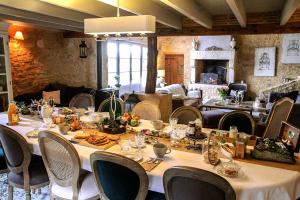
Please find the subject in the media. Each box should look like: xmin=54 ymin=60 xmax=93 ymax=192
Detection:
xmin=165 ymin=54 xmax=184 ymax=85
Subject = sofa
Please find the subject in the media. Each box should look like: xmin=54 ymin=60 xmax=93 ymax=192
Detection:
xmin=14 ymin=83 xmax=110 ymax=110
xmin=156 ymin=84 xmax=202 ymax=111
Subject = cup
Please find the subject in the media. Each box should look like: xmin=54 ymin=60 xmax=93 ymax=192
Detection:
xmin=151 ymin=120 xmax=164 ymax=130
xmin=153 ymin=143 xmax=171 ymax=159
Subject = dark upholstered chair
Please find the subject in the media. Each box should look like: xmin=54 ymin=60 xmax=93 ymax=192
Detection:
xmin=0 ymin=125 xmax=49 ymax=200
xmin=227 ymin=83 xmax=247 ymax=99
xmin=98 ymin=98 xmax=125 ymax=116
xmin=90 ymin=151 xmax=165 ymax=200
xmin=69 ymin=93 xmax=95 ymax=109
xmin=0 ymin=145 xmax=7 ymax=173
xmin=38 ymin=131 xmax=98 ymax=200
xmin=218 ymin=111 xmax=255 ymax=135
xmin=263 ymin=97 xmax=294 ymax=139
xmin=163 ymin=166 xmax=236 ymax=200
xmin=170 ymin=106 xmax=203 ymax=125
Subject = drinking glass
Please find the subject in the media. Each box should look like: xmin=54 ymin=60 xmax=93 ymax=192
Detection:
xmin=88 ymin=106 xmax=95 ymax=113
xmin=43 ymin=117 xmax=53 ymax=129
xmin=171 ymin=126 xmax=186 ymax=147
xmin=229 ymin=126 xmax=238 ymax=139
xmin=169 ymin=117 xmax=178 ymax=132
xmin=119 ymin=140 xmax=131 ymax=153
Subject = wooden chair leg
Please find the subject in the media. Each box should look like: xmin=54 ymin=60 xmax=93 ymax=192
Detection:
xmin=25 ymin=190 xmax=31 ymax=200
xmin=8 ymin=185 xmax=13 ymax=200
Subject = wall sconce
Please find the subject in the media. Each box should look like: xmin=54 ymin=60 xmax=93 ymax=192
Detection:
xmin=79 ymin=41 xmax=87 ymax=58
xmin=14 ymin=31 xmax=24 ymax=40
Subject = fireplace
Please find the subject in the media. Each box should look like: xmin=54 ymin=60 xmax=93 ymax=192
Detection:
xmin=200 ymin=60 xmax=228 ymax=84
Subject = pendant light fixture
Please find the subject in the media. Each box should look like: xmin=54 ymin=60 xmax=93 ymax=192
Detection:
xmin=84 ymin=0 xmax=156 ymax=38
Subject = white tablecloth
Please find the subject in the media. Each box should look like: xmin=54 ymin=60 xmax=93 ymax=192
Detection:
xmin=0 ymin=114 xmax=299 ymax=200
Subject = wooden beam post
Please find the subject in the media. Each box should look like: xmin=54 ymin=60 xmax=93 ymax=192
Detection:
xmin=281 ymin=0 xmax=300 ymax=25
xmin=145 ymin=36 xmax=158 ymax=94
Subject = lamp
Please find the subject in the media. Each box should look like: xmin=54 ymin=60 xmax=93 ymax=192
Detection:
xmin=14 ymin=31 xmax=24 ymax=40
xmin=84 ymin=0 xmax=155 ymax=38
xmin=157 ymin=69 xmax=166 ymax=87
xmin=79 ymin=41 xmax=87 ymax=58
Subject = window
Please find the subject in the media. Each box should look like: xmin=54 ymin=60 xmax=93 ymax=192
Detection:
xmin=107 ymin=41 xmax=147 ymax=94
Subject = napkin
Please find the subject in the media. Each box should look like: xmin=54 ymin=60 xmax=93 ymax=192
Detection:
xmin=141 ymin=159 xmax=162 ymax=172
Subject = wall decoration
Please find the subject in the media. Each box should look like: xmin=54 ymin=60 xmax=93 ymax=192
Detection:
xmin=254 ymin=47 xmax=276 ymax=77
xmin=281 ymin=34 xmax=300 ymax=64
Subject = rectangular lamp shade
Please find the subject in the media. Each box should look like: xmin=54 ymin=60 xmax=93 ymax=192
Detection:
xmin=84 ymin=15 xmax=156 ymax=35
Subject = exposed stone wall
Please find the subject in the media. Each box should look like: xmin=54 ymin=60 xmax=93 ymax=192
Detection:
xmin=158 ymin=34 xmax=300 ymax=98
xmin=157 ymin=36 xmax=195 ymax=85
xmin=8 ymin=25 xmax=97 ymax=97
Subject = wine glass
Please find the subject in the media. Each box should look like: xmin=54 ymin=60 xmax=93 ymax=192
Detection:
xmin=169 ymin=117 xmax=178 ymax=134
xmin=135 ymin=132 xmax=145 ymax=157
xmin=43 ymin=117 xmax=53 ymax=129
xmin=171 ymin=126 xmax=186 ymax=147
xmin=229 ymin=126 xmax=238 ymax=139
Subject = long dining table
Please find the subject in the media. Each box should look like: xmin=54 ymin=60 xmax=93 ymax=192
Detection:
xmin=0 ymin=113 xmax=300 ymax=200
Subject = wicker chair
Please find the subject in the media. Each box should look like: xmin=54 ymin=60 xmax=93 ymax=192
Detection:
xmin=263 ymin=97 xmax=294 ymax=139
xmin=163 ymin=166 xmax=236 ymax=200
xmin=69 ymin=93 xmax=95 ymax=109
xmin=170 ymin=106 xmax=203 ymax=125
xmin=38 ymin=131 xmax=98 ymax=200
xmin=90 ymin=151 xmax=165 ymax=200
xmin=0 ymin=125 xmax=49 ymax=200
xmin=98 ymin=98 xmax=125 ymax=116
xmin=218 ymin=111 xmax=255 ymax=135
xmin=132 ymin=101 xmax=161 ymax=120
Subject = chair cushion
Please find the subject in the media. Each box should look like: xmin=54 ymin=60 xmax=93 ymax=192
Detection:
xmin=52 ymin=172 xmax=98 ymax=200
xmin=268 ymin=91 xmax=299 ymax=103
xmin=0 ymin=147 xmax=7 ymax=171
xmin=8 ymin=156 xmax=49 ymax=186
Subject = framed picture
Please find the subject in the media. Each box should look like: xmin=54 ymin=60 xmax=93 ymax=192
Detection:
xmin=254 ymin=47 xmax=276 ymax=77
xmin=281 ymin=34 xmax=300 ymax=64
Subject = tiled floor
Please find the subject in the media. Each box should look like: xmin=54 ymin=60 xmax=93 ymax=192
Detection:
xmin=0 ymin=173 xmax=49 ymax=200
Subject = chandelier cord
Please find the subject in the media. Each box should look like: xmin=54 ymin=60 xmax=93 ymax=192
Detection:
xmin=117 ymin=0 xmax=120 ymax=17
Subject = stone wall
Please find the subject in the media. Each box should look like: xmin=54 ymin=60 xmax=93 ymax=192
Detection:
xmin=157 ymin=34 xmax=300 ymax=98
xmin=8 ymin=25 xmax=97 ymax=97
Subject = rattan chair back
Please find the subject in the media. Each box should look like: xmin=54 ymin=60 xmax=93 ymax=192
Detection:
xmin=170 ymin=106 xmax=203 ymax=125
xmin=132 ymin=101 xmax=161 ymax=120
xmin=38 ymin=131 xmax=80 ymax=191
xmin=264 ymin=97 xmax=294 ymax=139
xmin=69 ymin=93 xmax=95 ymax=109
xmin=218 ymin=111 xmax=255 ymax=135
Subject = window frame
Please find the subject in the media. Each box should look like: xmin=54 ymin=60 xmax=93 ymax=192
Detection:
xmin=107 ymin=40 xmax=147 ymax=89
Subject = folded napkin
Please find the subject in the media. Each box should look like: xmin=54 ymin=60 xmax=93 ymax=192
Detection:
xmin=141 ymin=159 xmax=162 ymax=172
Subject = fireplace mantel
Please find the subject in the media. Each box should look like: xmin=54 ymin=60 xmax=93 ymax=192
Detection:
xmin=190 ymin=49 xmax=236 ymax=84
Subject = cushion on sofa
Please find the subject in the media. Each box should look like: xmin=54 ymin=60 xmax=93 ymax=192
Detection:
xmin=268 ymin=91 xmax=299 ymax=103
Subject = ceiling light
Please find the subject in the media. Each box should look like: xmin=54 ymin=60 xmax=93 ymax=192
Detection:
xmin=84 ymin=0 xmax=156 ymax=37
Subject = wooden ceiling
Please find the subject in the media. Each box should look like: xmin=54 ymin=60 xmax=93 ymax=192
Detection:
xmin=1 ymin=0 xmax=300 ymax=36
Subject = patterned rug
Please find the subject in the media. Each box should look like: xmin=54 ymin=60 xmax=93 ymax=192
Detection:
xmin=0 ymin=173 xmax=49 ymax=200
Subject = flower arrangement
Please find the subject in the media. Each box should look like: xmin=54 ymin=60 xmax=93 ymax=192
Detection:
xmin=217 ymin=88 xmax=228 ymax=100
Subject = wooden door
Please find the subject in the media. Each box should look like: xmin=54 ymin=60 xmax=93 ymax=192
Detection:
xmin=165 ymin=54 xmax=184 ymax=85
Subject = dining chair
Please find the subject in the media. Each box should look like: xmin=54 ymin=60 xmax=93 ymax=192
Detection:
xmin=90 ymin=151 xmax=166 ymax=200
xmin=0 ymin=144 xmax=7 ymax=173
xmin=263 ymin=97 xmax=294 ymax=139
xmin=98 ymin=97 xmax=125 ymax=117
xmin=0 ymin=125 xmax=49 ymax=200
xmin=38 ymin=131 xmax=98 ymax=200
xmin=69 ymin=93 xmax=95 ymax=109
xmin=163 ymin=166 xmax=236 ymax=200
xmin=170 ymin=106 xmax=203 ymax=125
xmin=218 ymin=111 xmax=255 ymax=135
xmin=132 ymin=101 xmax=161 ymax=120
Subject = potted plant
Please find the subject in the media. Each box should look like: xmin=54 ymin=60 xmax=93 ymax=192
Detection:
xmin=217 ymin=88 xmax=228 ymax=101
xmin=114 ymin=75 xmax=121 ymax=88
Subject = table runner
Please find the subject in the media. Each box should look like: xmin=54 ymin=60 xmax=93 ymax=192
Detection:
xmin=0 ymin=114 xmax=300 ymax=200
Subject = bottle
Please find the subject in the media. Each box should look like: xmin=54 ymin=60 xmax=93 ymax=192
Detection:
xmin=8 ymin=101 xmax=18 ymax=126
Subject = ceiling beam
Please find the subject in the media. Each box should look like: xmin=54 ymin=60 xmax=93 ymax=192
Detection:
xmin=159 ymin=0 xmax=212 ymax=29
xmin=0 ymin=6 xmax=83 ymax=32
xmin=281 ymin=0 xmax=300 ymax=25
xmin=0 ymin=0 xmax=95 ymax=23
xmin=226 ymin=0 xmax=247 ymax=27
xmin=40 ymin=0 xmax=132 ymax=18
xmin=97 ymin=0 xmax=182 ymax=30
